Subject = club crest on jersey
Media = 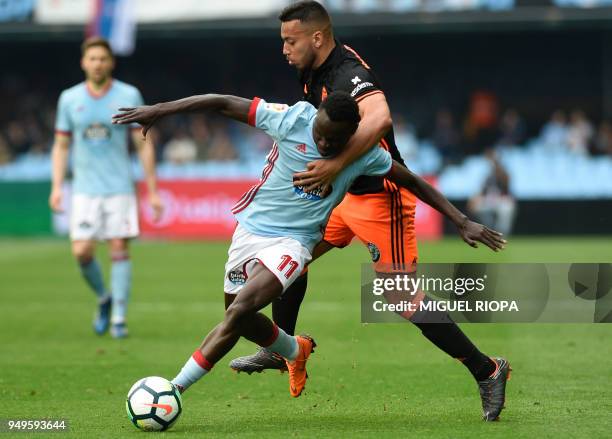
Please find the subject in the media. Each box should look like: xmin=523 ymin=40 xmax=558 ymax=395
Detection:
xmin=228 ymin=269 xmax=246 ymax=285
xmin=83 ymin=123 xmax=111 ymax=141
xmin=295 ymin=144 xmax=307 ymax=154
xmin=294 ymin=184 xmax=332 ymax=201
xmin=351 ymin=76 xmax=361 ymax=85
xmin=367 ymin=242 xmax=380 ymax=262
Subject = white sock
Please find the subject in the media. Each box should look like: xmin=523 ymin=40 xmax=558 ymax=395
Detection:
xmin=265 ymin=325 xmax=299 ymax=361
xmin=171 ymin=351 xmax=213 ymax=391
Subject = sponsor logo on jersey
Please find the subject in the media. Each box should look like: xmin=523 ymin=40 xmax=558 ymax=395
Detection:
xmin=367 ymin=242 xmax=381 ymax=262
xmin=295 ymin=144 xmax=307 ymax=154
xmin=294 ymin=184 xmax=332 ymax=201
xmin=350 ymin=81 xmax=374 ymax=97
xmin=351 ymin=75 xmax=361 ymax=85
xmin=83 ymin=123 xmax=111 ymax=141
xmin=228 ymin=269 xmax=246 ymax=285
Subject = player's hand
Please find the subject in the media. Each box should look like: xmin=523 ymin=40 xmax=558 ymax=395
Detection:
xmin=459 ymin=219 xmax=506 ymax=252
xmin=148 ymin=191 xmax=164 ymax=223
xmin=293 ymin=159 xmax=342 ymax=193
xmin=112 ymin=105 xmax=160 ymax=137
xmin=49 ymin=188 xmax=63 ymax=213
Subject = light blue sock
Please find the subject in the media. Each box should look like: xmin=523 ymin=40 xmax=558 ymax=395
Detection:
xmin=79 ymin=258 xmax=107 ymax=299
xmin=111 ymin=257 xmax=132 ymax=324
xmin=265 ymin=325 xmax=299 ymax=361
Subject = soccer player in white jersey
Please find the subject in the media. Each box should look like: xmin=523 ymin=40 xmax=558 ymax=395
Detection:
xmin=113 ymin=91 xmax=504 ymax=397
xmin=49 ymin=37 xmax=163 ymax=339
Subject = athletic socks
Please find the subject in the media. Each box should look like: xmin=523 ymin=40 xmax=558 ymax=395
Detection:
xmin=272 ymin=272 xmax=308 ymax=335
xmin=172 ymin=350 xmax=214 ymax=391
xmin=79 ymin=258 xmax=107 ymax=298
xmin=261 ymin=324 xmax=299 ymax=361
xmin=461 ymin=349 xmax=497 ymax=381
xmin=410 ymin=305 xmax=496 ymax=381
xmin=110 ymin=251 xmax=132 ymax=324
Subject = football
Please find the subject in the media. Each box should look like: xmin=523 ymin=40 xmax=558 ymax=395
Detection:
xmin=125 ymin=376 xmax=182 ymax=431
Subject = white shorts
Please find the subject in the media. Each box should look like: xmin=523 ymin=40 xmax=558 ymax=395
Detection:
xmin=224 ymin=224 xmax=312 ymax=295
xmin=70 ymin=193 xmax=139 ymax=241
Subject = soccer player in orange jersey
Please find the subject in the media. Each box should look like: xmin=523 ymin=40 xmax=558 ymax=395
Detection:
xmin=229 ymin=1 xmax=511 ymax=422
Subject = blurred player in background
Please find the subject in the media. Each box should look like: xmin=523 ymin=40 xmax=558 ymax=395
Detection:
xmin=230 ymin=1 xmax=511 ymax=421
xmin=48 ymin=37 xmax=163 ymax=339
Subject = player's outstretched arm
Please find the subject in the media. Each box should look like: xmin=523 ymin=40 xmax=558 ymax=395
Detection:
xmin=385 ymin=161 xmax=507 ymax=252
xmin=112 ymin=94 xmax=252 ymax=136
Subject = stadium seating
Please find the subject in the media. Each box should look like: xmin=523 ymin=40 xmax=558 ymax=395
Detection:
xmin=3 ymin=140 xmax=610 ymax=199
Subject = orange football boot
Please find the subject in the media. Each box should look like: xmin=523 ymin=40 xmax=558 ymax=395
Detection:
xmin=286 ymin=335 xmax=316 ymax=397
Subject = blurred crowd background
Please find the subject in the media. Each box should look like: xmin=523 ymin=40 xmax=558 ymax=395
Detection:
xmin=2 ymin=0 xmax=612 ymax=236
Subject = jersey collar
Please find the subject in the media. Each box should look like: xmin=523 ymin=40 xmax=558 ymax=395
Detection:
xmin=86 ymin=79 xmax=114 ymax=99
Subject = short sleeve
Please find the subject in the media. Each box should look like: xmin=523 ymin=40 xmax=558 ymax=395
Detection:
xmin=248 ymin=97 xmax=309 ymax=142
xmin=332 ymin=61 xmax=383 ymax=103
xmin=55 ymin=92 xmax=72 ymax=135
xmin=360 ymin=146 xmax=392 ymax=177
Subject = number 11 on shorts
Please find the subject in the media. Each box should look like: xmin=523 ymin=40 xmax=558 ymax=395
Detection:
xmin=278 ymin=255 xmax=299 ymax=279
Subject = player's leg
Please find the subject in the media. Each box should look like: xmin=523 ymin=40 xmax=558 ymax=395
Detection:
xmin=271 ymin=240 xmax=335 ymax=335
xmin=230 ymin=204 xmax=352 ymax=373
xmin=348 ymin=188 xmax=510 ymax=421
xmin=103 ymin=194 xmax=139 ymax=338
xmin=172 ymin=264 xmax=284 ymax=392
xmin=272 ymin=204 xmax=353 ymax=335
xmin=108 ymin=237 xmax=131 ymax=338
xmin=72 ymin=239 xmax=106 ymax=297
xmin=173 ymin=229 xmax=314 ymax=396
xmin=70 ymin=194 xmax=111 ymax=334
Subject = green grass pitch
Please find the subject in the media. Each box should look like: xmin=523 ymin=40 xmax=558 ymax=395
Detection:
xmin=1 ymin=237 xmax=611 ymax=438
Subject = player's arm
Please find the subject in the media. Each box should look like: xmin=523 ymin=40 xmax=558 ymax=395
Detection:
xmin=112 ymin=95 xmax=252 ymax=136
xmin=385 ymin=160 xmax=507 ymax=251
xmin=131 ymin=130 xmax=163 ymax=222
xmin=49 ymin=133 xmax=71 ymax=212
xmin=293 ymin=92 xmax=391 ymax=191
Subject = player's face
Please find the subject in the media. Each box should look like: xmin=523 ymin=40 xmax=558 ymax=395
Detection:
xmin=81 ymin=46 xmax=114 ymax=84
xmin=312 ymin=109 xmax=356 ymax=157
xmin=281 ymin=20 xmax=317 ymax=71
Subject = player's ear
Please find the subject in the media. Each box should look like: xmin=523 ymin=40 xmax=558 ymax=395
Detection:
xmin=312 ymin=30 xmax=323 ymax=49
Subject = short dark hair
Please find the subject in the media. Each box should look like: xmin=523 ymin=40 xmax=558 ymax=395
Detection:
xmin=279 ymin=1 xmax=331 ymax=25
xmin=320 ymin=91 xmax=361 ymax=128
xmin=81 ymin=36 xmax=114 ymax=58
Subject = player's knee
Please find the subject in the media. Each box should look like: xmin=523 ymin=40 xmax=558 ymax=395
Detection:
xmin=72 ymin=245 xmax=94 ymax=264
xmin=224 ymin=301 xmax=255 ymax=330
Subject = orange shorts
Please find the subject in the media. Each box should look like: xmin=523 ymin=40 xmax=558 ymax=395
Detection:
xmin=323 ymin=187 xmax=418 ymax=272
